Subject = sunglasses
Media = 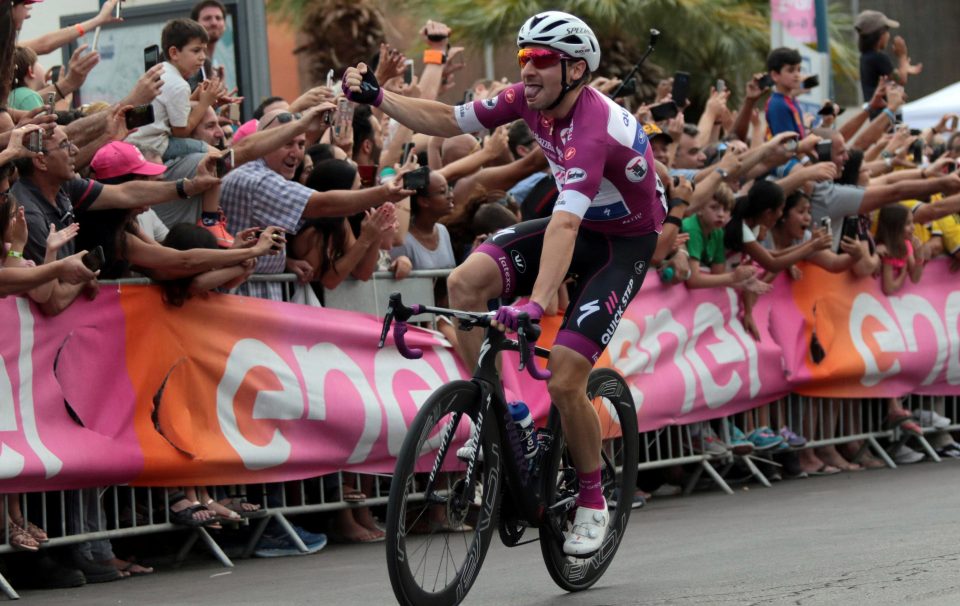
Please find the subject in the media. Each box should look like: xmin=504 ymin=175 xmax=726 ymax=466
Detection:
xmin=261 ymin=112 xmax=302 ymax=129
xmin=517 ymin=47 xmax=568 ymax=69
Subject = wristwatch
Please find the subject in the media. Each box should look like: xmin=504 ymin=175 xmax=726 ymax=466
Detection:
xmin=715 ymin=168 xmax=730 ymax=179
xmin=667 ymin=198 xmax=689 ymax=211
xmin=176 ymin=178 xmax=190 ymax=199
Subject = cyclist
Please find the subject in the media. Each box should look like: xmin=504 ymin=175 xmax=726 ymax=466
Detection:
xmin=343 ymin=11 xmax=665 ymax=556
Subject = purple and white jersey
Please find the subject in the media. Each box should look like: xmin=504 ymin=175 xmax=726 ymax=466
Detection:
xmin=454 ymin=83 xmax=666 ymax=236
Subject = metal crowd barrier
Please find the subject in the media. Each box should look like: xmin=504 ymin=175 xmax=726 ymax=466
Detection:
xmin=2 ymin=273 xmax=958 ymax=599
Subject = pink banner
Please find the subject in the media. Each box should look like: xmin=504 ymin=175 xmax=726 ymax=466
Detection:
xmin=2 ymin=259 xmax=960 ymax=491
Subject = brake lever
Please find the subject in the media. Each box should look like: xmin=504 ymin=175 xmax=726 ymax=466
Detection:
xmin=378 ymin=304 xmax=395 ymax=349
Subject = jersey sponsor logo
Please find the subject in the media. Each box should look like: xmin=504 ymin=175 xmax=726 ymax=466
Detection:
xmin=621 ymin=110 xmax=630 ymax=127
xmin=634 ymin=260 xmax=647 ymax=275
xmin=576 ymin=300 xmax=600 ymax=327
xmin=564 ymin=168 xmax=587 ymax=185
xmin=560 ymin=126 xmax=574 ymax=145
xmin=482 ymin=97 xmax=498 ymax=110
xmin=504 ymin=89 xmax=516 ymax=104
xmin=631 ymin=125 xmax=649 ymax=155
xmin=625 ymin=156 xmax=648 ymax=182
xmin=601 ymin=277 xmax=635 ymax=345
xmin=496 ymin=254 xmax=512 ymax=293
xmin=534 ymin=133 xmax=557 ymax=154
xmin=564 ymin=147 xmax=577 ymax=160
xmin=457 ymin=105 xmax=468 ymax=119
xmin=493 ymin=227 xmax=516 ymax=241
xmin=584 ymin=200 xmax=629 ymax=221
xmin=566 ymin=26 xmax=589 ymax=34
xmin=511 ymin=250 xmax=527 ymax=273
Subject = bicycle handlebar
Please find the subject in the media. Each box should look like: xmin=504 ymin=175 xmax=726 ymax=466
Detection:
xmin=377 ymin=292 xmax=551 ymax=381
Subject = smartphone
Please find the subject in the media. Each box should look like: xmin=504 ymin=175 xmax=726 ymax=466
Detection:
xmin=45 ymin=93 xmax=56 ymax=114
xmin=81 ymin=246 xmax=106 ymax=273
xmin=334 ymin=97 xmax=352 ymax=138
xmin=143 ymin=45 xmax=161 ymax=72
xmin=756 ymin=74 xmax=774 ymax=90
xmin=98 ymin=0 xmax=120 ymax=19
xmin=27 ymin=129 xmax=43 ymax=154
xmin=910 ymin=139 xmax=924 ymax=164
xmin=326 ymin=69 xmax=334 ymax=90
xmin=838 ymin=216 xmax=859 ymax=253
xmin=216 ymin=149 xmax=235 ymax=178
xmin=816 ymin=140 xmax=833 ymax=163
xmin=403 ymin=59 xmax=414 ymax=85
xmin=124 ymin=104 xmax=154 ymax=130
xmin=92 ymin=26 xmax=102 ymax=52
xmin=49 ymin=65 xmax=62 ymax=85
xmin=802 ymin=74 xmax=820 ymax=89
xmin=228 ymin=103 xmax=241 ymax=122
xmin=819 ymin=216 xmax=832 ymax=234
xmin=649 ymin=101 xmax=679 ymax=122
xmin=715 ymin=79 xmax=726 ymax=93
xmin=784 ymin=139 xmax=798 ymax=152
xmin=199 ymin=65 xmax=207 ymax=82
xmin=322 ymin=109 xmax=334 ymax=125
xmin=671 ymin=71 xmax=691 ymax=107
xmin=400 ymin=141 xmax=415 ymax=163
xmin=402 ymin=166 xmax=430 ymax=191
xmin=426 ymin=33 xmax=448 ymax=42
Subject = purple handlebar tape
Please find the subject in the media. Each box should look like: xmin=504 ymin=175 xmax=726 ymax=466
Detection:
xmin=394 ymin=322 xmax=423 ymax=359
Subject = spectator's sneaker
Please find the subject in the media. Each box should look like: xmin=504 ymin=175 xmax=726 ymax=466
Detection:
xmin=563 ymin=500 xmax=609 ymax=557
xmin=746 ymin=427 xmax=784 ymax=451
xmin=727 ymin=425 xmax=755 ymax=455
xmin=891 ymin=444 xmax=925 ymax=465
xmin=937 ymin=442 xmax=960 ymax=458
xmin=198 ymin=217 xmax=235 ymax=248
xmin=913 ymin=409 xmax=951 ymax=430
xmin=779 ymin=426 xmax=808 ymax=448
xmin=65 ymin=551 xmax=121 ymax=584
xmin=607 ymin=487 xmax=644 ymax=510
xmin=254 ymin=526 xmax=327 ymax=558
xmin=691 ymin=426 xmax=727 ymax=456
xmin=456 ymin=435 xmax=483 ymax=462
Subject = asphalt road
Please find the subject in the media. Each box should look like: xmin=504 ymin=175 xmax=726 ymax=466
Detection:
xmin=17 ymin=460 xmax=960 ymax=605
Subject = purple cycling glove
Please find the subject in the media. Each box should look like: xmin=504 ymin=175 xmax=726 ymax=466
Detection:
xmin=341 ymin=68 xmax=384 ymax=107
xmin=494 ymin=301 xmax=544 ymax=332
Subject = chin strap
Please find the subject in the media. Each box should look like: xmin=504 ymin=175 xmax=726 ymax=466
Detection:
xmin=545 ymin=60 xmax=589 ymax=110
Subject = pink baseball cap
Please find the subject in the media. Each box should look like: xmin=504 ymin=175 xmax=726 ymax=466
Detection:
xmin=231 ymin=119 xmax=259 ymax=145
xmin=91 ymin=141 xmax=166 ymax=180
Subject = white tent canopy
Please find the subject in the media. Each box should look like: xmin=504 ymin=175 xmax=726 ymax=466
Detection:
xmin=902 ymin=81 xmax=960 ymax=130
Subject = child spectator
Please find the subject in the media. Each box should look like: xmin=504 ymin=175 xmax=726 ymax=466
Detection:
xmin=767 ymin=191 xmax=862 ymax=274
xmin=764 ymin=47 xmax=805 ymax=138
xmin=875 ymin=204 xmax=924 ymax=295
xmin=681 ymin=183 xmax=757 ymax=289
xmin=9 ymin=46 xmax=44 ymax=110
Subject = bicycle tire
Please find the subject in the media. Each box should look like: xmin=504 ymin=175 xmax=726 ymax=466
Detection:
xmin=538 ymin=368 xmax=639 ymax=592
xmin=385 ymin=380 xmax=503 ymax=606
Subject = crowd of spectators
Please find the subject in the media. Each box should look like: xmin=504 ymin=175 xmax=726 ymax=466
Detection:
xmin=1 ymin=0 xmax=959 ymax=591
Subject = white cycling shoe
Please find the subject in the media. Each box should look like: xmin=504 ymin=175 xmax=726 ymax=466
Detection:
xmin=563 ymin=499 xmax=609 ymax=556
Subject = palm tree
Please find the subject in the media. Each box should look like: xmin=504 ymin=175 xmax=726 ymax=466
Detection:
xmin=266 ymin=0 xmax=388 ymax=85
xmin=394 ymin=0 xmax=857 ymax=109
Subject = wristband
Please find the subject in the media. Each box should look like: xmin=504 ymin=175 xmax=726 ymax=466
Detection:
xmin=664 ymin=215 xmax=682 ymax=228
xmin=75 ymin=23 xmax=85 ymax=37
xmin=53 ymin=82 xmax=65 ymax=100
xmin=882 ymin=108 xmax=897 ymax=125
xmin=176 ymin=178 xmax=189 ymax=199
xmin=423 ymin=49 xmax=446 ymax=65
xmin=667 ymin=198 xmax=690 ymax=211
xmin=6 ymin=250 xmax=23 ymax=259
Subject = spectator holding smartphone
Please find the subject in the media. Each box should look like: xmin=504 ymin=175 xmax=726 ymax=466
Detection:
xmin=8 ymin=46 xmax=45 ymax=111
xmin=855 ymin=10 xmax=922 ymax=105
xmin=764 ymin=47 xmax=805 ymax=138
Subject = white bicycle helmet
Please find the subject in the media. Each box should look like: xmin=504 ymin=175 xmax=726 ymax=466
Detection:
xmin=517 ymin=11 xmax=601 ymax=72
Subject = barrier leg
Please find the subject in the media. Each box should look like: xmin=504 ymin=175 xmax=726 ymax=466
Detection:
xmin=867 ymin=436 xmax=897 ymax=469
xmin=0 ymin=571 xmax=20 ymax=600
xmin=272 ymin=512 xmax=309 ymax=553
xmin=241 ymin=516 xmax=273 ymax=559
xmin=695 ymin=459 xmax=734 ymax=495
xmin=682 ymin=463 xmax=704 ymax=496
xmin=196 ymin=527 xmax=234 ymax=568
xmin=741 ymin=456 xmax=772 ymax=488
xmin=175 ymin=531 xmax=200 ymax=566
xmin=913 ymin=434 xmax=942 ymax=463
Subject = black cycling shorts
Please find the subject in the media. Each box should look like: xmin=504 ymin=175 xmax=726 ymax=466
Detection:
xmin=476 ymin=217 xmax=657 ymax=363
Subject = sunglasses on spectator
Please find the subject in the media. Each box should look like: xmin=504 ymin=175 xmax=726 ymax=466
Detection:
xmin=46 ymin=139 xmax=77 ymax=153
xmin=261 ymin=112 xmax=302 ymax=129
xmin=517 ymin=48 xmax=569 ymax=69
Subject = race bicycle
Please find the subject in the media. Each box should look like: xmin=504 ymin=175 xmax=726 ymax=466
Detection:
xmin=378 ymin=292 xmax=639 ymax=606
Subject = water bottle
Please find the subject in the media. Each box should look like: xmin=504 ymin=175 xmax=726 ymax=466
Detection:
xmin=508 ymin=401 xmax=539 ymax=464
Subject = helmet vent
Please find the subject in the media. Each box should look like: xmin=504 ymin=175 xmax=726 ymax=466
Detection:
xmin=539 ymin=20 xmax=566 ymax=32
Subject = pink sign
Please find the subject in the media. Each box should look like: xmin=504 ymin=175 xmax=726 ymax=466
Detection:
xmin=771 ymin=0 xmax=818 ymax=44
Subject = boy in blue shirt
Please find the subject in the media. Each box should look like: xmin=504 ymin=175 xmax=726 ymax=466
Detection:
xmin=764 ymin=47 xmax=805 ymax=138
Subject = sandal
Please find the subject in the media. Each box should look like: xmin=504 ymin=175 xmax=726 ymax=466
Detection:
xmin=8 ymin=523 xmax=39 ymax=551
xmin=205 ymin=499 xmax=242 ymax=522
xmin=340 ymin=485 xmax=367 ymax=504
xmin=219 ymin=497 xmax=267 ymax=519
xmin=169 ymin=495 xmax=221 ymax=528
xmin=12 ymin=517 xmax=48 ymax=543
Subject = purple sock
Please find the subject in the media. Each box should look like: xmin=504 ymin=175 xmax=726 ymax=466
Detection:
xmin=576 ymin=468 xmax=605 ymax=510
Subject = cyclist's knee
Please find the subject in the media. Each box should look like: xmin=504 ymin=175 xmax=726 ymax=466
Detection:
xmin=546 ymin=348 xmax=591 ymax=406
xmin=448 ymin=257 xmax=501 ymax=307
